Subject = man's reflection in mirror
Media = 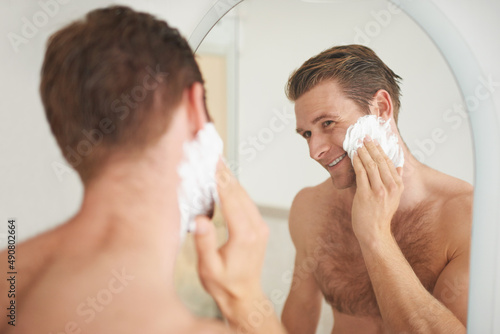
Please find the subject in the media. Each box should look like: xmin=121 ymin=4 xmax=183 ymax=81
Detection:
xmin=282 ymin=44 xmax=471 ymax=334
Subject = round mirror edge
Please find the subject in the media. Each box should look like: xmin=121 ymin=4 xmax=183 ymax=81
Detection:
xmin=188 ymin=0 xmax=242 ymax=173
xmin=188 ymin=0 xmax=244 ymax=52
xmin=392 ymin=0 xmax=500 ymax=332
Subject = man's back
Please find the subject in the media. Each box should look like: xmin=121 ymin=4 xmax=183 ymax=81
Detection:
xmin=0 ymin=217 xmax=229 ymax=334
xmin=283 ymin=164 xmax=472 ymax=333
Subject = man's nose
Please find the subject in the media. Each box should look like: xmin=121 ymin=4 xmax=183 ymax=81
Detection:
xmin=309 ymin=135 xmax=330 ymax=161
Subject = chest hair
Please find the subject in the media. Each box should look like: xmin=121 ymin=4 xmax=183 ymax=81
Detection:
xmin=312 ymin=201 xmax=442 ymax=317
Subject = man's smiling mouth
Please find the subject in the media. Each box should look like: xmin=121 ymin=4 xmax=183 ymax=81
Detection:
xmin=328 ymin=153 xmax=347 ymax=167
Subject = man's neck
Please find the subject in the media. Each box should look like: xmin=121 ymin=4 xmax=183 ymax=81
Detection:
xmin=343 ymin=143 xmax=430 ymax=212
xmin=69 ymin=147 xmax=184 ymax=284
xmin=396 ymin=142 xmax=431 ymax=211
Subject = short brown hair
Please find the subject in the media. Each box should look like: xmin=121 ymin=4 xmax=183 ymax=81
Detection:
xmin=286 ymin=44 xmax=402 ymax=123
xmin=40 ymin=6 xmax=205 ymax=183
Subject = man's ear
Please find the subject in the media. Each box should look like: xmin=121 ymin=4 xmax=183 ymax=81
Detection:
xmin=371 ymin=89 xmax=394 ymax=121
xmin=185 ymin=82 xmax=208 ymax=138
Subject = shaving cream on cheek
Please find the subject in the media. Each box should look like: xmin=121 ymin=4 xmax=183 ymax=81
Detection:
xmin=342 ymin=115 xmax=404 ymax=168
xmin=177 ymin=123 xmax=223 ymax=241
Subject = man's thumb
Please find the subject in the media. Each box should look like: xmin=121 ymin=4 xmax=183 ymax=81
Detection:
xmin=193 ymin=216 xmax=222 ymax=278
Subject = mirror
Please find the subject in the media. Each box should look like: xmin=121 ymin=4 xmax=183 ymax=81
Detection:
xmin=176 ymin=0 xmax=500 ymax=332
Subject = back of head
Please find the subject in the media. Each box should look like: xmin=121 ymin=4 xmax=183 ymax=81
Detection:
xmin=40 ymin=6 xmax=204 ymax=183
xmin=286 ymin=44 xmax=402 ymax=122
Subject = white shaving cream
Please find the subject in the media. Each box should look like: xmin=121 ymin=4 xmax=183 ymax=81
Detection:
xmin=177 ymin=123 xmax=223 ymax=241
xmin=343 ymin=115 xmax=404 ymax=168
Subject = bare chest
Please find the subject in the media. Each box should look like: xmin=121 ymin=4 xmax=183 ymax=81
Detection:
xmin=307 ymin=202 xmax=446 ymax=318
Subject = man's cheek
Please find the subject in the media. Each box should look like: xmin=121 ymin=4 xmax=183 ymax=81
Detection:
xmin=337 ymin=131 xmax=349 ymax=148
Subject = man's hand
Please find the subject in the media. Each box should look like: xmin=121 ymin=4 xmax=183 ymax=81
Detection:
xmin=349 ymin=136 xmax=467 ymax=333
xmin=351 ymin=135 xmax=404 ymax=245
xmin=194 ymin=159 xmax=268 ymax=305
xmin=193 ymin=159 xmax=286 ymax=334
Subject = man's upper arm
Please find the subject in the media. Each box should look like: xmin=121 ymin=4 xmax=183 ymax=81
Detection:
xmin=287 ymin=188 xmax=323 ymax=305
xmin=432 ymin=191 xmax=472 ymax=326
xmin=282 ymin=188 xmax=323 ymax=333
xmin=432 ymin=251 xmax=469 ymax=325
xmin=288 ymin=187 xmax=320 ymax=250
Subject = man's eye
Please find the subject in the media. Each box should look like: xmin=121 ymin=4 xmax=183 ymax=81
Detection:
xmin=323 ymin=120 xmax=334 ymax=127
xmin=303 ymin=131 xmax=311 ymax=139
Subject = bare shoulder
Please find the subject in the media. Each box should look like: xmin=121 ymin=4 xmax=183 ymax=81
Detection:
xmin=1 ymin=220 xmax=64 ymax=267
xmin=437 ymin=176 xmax=473 ymax=225
xmin=433 ymin=175 xmax=473 ymax=253
xmin=289 ymin=178 xmax=331 ymax=246
xmin=1 ymin=221 xmax=64 ymax=266
xmin=0 ymin=223 xmax=66 ymax=333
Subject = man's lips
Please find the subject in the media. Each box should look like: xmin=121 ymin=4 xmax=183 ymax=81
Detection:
xmin=327 ymin=153 xmax=347 ymax=168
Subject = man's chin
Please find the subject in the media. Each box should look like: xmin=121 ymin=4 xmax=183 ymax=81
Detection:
xmin=329 ymin=174 xmax=356 ymax=190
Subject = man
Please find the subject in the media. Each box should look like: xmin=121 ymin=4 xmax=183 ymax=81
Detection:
xmin=0 ymin=6 xmax=285 ymax=334
xmin=281 ymin=45 xmax=472 ymax=333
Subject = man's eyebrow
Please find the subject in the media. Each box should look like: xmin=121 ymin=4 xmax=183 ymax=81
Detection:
xmin=312 ymin=113 xmax=339 ymax=124
xmin=296 ymin=113 xmax=340 ymax=133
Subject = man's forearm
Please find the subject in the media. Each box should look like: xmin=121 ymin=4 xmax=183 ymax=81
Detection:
xmin=359 ymin=233 xmax=465 ymax=333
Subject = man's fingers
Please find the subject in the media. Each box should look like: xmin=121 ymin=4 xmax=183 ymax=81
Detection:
xmin=194 ymin=216 xmax=223 ymax=280
xmin=215 ymin=157 xmax=262 ymax=236
xmin=214 ymin=159 xmax=247 ymax=235
xmin=367 ymin=140 xmax=398 ymax=187
xmin=215 ymin=158 xmax=237 ymax=197
xmin=356 ymin=143 xmax=384 ymax=191
xmin=373 ymin=143 xmax=403 ymax=185
xmin=352 ymin=152 xmax=370 ymax=191
xmin=215 ymin=158 xmax=245 ymax=208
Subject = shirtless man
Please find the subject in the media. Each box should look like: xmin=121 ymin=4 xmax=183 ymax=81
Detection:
xmin=281 ymin=45 xmax=472 ymax=333
xmin=0 ymin=6 xmax=285 ymax=334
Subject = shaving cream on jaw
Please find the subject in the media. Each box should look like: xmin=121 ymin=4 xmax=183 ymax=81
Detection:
xmin=343 ymin=115 xmax=404 ymax=168
xmin=177 ymin=123 xmax=223 ymax=241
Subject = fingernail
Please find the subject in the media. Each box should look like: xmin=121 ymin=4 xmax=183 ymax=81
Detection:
xmin=364 ymin=135 xmax=372 ymax=142
xmin=374 ymin=138 xmax=380 ymax=146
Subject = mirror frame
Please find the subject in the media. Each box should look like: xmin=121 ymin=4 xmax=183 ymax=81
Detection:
xmin=188 ymin=1 xmax=500 ymax=332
